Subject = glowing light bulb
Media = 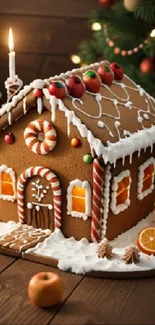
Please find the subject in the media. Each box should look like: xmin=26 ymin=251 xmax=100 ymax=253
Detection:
xmin=150 ymin=29 xmax=155 ymax=37
xmin=91 ymin=22 xmax=102 ymax=31
xmin=70 ymin=55 xmax=81 ymax=64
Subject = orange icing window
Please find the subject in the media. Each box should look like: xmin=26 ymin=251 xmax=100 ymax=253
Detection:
xmin=0 ymin=171 xmax=15 ymax=197
xmin=72 ymin=186 xmax=86 ymax=213
xmin=142 ymin=164 xmax=154 ymax=192
xmin=116 ymin=176 xmax=130 ymax=205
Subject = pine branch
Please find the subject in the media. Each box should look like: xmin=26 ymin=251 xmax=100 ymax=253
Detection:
xmin=135 ymin=1 xmax=155 ymax=23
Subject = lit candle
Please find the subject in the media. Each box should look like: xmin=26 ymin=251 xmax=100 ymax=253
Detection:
xmin=8 ymin=28 xmax=16 ymax=82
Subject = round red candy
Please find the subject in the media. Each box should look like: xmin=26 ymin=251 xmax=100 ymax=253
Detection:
xmin=5 ymin=133 xmax=14 ymax=144
xmin=33 ymin=89 xmax=43 ymax=97
xmin=71 ymin=138 xmax=80 ymax=148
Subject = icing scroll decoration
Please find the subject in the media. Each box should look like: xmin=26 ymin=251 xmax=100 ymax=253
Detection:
xmin=137 ymin=157 xmax=155 ymax=201
xmin=0 ymin=165 xmax=16 ymax=202
xmin=67 ymin=179 xmax=91 ymax=220
xmin=27 ymin=178 xmax=53 ymax=212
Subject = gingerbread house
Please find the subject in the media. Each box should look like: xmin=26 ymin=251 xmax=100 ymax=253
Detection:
xmin=0 ymin=60 xmax=155 ymax=243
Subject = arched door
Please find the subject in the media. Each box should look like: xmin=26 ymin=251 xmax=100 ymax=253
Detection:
xmin=17 ymin=166 xmax=62 ymax=231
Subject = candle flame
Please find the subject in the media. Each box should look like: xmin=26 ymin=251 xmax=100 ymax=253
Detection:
xmin=9 ymin=28 xmax=14 ymax=52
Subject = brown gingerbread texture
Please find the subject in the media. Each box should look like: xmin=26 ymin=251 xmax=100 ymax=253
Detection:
xmin=0 ymin=60 xmax=155 ymax=247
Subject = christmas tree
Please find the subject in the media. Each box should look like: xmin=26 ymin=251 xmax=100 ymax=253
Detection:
xmin=78 ymin=0 xmax=155 ymax=96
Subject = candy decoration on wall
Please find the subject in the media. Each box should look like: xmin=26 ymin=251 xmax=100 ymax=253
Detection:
xmin=49 ymin=81 xmax=67 ymax=99
xmin=124 ymin=0 xmax=140 ymax=12
xmin=83 ymin=153 xmax=93 ymax=164
xmin=83 ymin=71 xmax=101 ymax=93
xmin=17 ymin=166 xmax=62 ymax=228
xmin=24 ymin=120 xmax=57 ymax=155
xmin=33 ymin=89 xmax=43 ymax=98
xmin=91 ymin=159 xmax=104 ymax=242
xmin=97 ymin=64 xmax=114 ymax=86
xmin=4 ymin=132 xmax=15 ymax=144
xmin=66 ymin=76 xmax=85 ymax=98
xmin=71 ymin=138 xmax=80 ymax=148
xmin=110 ymin=63 xmax=124 ymax=80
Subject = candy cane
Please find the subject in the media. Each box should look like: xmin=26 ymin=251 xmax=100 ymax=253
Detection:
xmin=17 ymin=166 xmax=61 ymax=229
xmin=91 ymin=159 xmax=104 ymax=242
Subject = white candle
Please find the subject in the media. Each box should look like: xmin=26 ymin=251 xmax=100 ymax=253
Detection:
xmin=8 ymin=28 xmax=16 ymax=82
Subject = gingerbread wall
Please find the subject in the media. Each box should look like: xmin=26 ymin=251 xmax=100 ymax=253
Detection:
xmin=0 ymin=101 xmax=93 ymax=241
xmin=106 ymin=146 xmax=155 ymax=240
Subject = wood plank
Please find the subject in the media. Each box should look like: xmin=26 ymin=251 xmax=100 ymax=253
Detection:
xmin=0 ymin=0 xmax=97 ymax=18
xmin=39 ymin=55 xmax=76 ymax=79
xmin=0 ymin=254 xmax=16 ymax=272
xmin=51 ymin=276 xmax=155 ymax=325
xmin=0 ymin=15 xmax=92 ymax=55
xmin=0 ymin=259 xmax=82 ymax=325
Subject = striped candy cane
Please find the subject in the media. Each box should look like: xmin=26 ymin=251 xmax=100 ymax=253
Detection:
xmin=91 ymin=159 xmax=104 ymax=243
xmin=17 ymin=166 xmax=61 ymax=229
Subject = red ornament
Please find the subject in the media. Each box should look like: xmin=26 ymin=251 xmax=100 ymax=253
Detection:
xmin=97 ymin=64 xmax=114 ymax=86
xmin=83 ymin=71 xmax=101 ymax=93
xmin=66 ymin=76 xmax=85 ymax=98
xmin=49 ymin=81 xmax=67 ymax=99
xmin=110 ymin=62 xmax=124 ymax=80
xmin=98 ymin=0 xmax=114 ymax=8
xmin=4 ymin=133 xmax=14 ymax=144
xmin=33 ymin=89 xmax=43 ymax=97
xmin=140 ymin=58 xmax=155 ymax=74
xmin=71 ymin=138 xmax=80 ymax=148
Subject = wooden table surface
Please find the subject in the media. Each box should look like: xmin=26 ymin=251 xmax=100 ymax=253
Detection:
xmin=0 ymin=254 xmax=155 ymax=325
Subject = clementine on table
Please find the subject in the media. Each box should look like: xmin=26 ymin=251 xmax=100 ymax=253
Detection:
xmin=137 ymin=227 xmax=155 ymax=255
xmin=28 ymin=271 xmax=64 ymax=308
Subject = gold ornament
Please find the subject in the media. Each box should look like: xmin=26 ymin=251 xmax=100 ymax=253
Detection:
xmin=124 ymin=0 xmax=140 ymax=12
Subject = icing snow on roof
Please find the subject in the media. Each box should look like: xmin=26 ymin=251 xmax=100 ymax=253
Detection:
xmin=1 ymin=61 xmax=155 ymax=165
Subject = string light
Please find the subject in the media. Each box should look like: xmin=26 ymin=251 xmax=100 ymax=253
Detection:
xmin=150 ymin=29 xmax=155 ymax=37
xmin=70 ymin=54 xmax=81 ymax=64
xmin=91 ymin=22 xmax=102 ymax=31
xmin=103 ymin=25 xmax=149 ymax=57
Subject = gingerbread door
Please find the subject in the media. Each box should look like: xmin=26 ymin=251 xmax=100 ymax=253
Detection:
xmin=17 ymin=167 xmax=62 ymax=231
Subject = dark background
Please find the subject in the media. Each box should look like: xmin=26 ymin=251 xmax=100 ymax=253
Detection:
xmin=0 ymin=0 xmax=96 ymax=103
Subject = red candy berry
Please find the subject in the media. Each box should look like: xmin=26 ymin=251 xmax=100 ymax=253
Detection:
xmin=71 ymin=138 xmax=80 ymax=148
xmin=5 ymin=133 xmax=14 ymax=144
xmin=97 ymin=65 xmax=114 ymax=86
xmin=110 ymin=63 xmax=124 ymax=80
xmin=49 ymin=81 xmax=67 ymax=100
xmin=66 ymin=76 xmax=85 ymax=98
xmin=83 ymin=71 xmax=101 ymax=93
xmin=33 ymin=89 xmax=43 ymax=97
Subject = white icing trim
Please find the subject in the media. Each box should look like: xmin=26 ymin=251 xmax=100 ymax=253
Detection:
xmin=0 ymin=165 xmax=16 ymax=202
xmin=137 ymin=157 xmax=155 ymax=200
xmin=67 ymin=179 xmax=91 ymax=220
xmin=101 ymin=164 xmax=111 ymax=239
xmin=110 ymin=170 xmax=131 ymax=215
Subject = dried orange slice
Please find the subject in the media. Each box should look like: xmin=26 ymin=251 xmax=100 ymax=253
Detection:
xmin=137 ymin=227 xmax=155 ymax=255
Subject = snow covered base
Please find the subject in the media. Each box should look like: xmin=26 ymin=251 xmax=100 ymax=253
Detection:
xmin=0 ymin=213 xmax=155 ymax=275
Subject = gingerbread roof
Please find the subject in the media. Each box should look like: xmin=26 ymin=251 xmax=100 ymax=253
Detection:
xmin=1 ymin=61 xmax=155 ymax=165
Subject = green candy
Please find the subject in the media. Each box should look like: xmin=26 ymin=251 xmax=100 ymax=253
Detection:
xmin=83 ymin=154 xmax=93 ymax=164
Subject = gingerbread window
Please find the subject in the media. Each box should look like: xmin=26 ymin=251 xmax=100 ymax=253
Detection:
xmin=0 ymin=165 xmax=16 ymax=202
xmin=137 ymin=157 xmax=155 ymax=200
xmin=110 ymin=170 xmax=131 ymax=215
xmin=67 ymin=180 xmax=91 ymax=220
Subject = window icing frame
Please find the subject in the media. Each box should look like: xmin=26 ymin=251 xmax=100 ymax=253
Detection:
xmin=110 ymin=170 xmax=131 ymax=215
xmin=67 ymin=179 xmax=91 ymax=220
xmin=137 ymin=157 xmax=155 ymax=201
xmin=0 ymin=165 xmax=16 ymax=202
